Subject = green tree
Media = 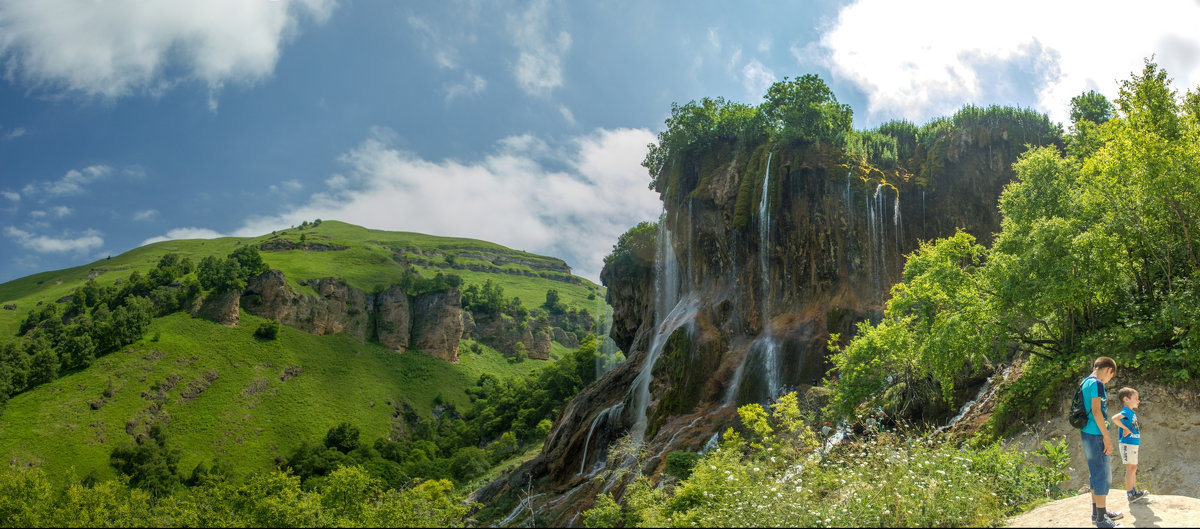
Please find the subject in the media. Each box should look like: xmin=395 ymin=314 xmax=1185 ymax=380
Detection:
xmin=1070 ymin=89 xmax=1114 ymax=125
xmin=760 ymin=74 xmax=853 ymax=146
xmin=109 ymin=423 xmax=182 ymax=498
xmin=325 ymin=422 xmax=361 ymax=453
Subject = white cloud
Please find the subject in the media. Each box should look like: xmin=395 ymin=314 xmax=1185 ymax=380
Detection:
xmin=269 ymin=180 xmax=304 ymax=194
xmin=558 ymin=104 xmax=577 ymax=126
xmin=5 ymin=226 xmax=103 ymax=254
xmin=1 ymin=191 xmax=17 ymax=202
xmin=140 ymin=227 xmax=226 ymax=246
xmin=819 ymin=0 xmax=1200 ymax=125
xmin=133 ymin=209 xmax=158 ymax=221
xmin=2 ymin=127 xmax=27 ymax=140
xmin=444 ymin=72 xmax=487 ymax=103
xmin=44 ymin=165 xmax=112 ymax=196
xmin=50 ymin=206 xmax=72 ymax=218
xmin=185 ymin=127 xmax=662 ymax=282
xmin=0 ymin=0 xmax=335 ymax=103
xmin=742 ymin=59 xmax=777 ymax=100
xmin=508 ymin=0 xmax=572 ymax=97
xmin=408 ymin=13 xmax=488 ymax=104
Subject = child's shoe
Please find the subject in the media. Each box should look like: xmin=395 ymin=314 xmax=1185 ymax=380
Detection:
xmin=1095 ymin=516 xmax=1124 ymax=528
xmin=1128 ymin=489 xmax=1150 ymax=503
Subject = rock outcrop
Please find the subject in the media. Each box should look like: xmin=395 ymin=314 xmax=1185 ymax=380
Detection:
xmin=240 ymin=270 xmax=460 ymax=361
xmin=374 ymin=286 xmax=412 ymax=352
xmin=473 ymin=116 xmax=1062 ymax=526
xmin=192 ymin=288 xmax=241 ymax=327
xmin=411 ymin=290 xmax=464 ymax=362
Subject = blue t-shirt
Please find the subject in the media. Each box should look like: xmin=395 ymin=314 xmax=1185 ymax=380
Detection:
xmin=1080 ymin=376 xmax=1107 ymax=435
xmin=1117 ymin=406 xmax=1140 ymax=445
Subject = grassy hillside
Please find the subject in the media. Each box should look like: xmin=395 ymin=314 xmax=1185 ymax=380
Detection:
xmin=0 ymin=220 xmax=601 ymax=484
xmin=0 ymin=220 xmax=599 ymax=337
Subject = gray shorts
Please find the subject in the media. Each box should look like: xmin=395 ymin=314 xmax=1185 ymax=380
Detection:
xmin=1120 ymin=443 xmax=1139 ymax=465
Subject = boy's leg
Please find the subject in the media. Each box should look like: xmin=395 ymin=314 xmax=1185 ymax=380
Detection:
xmin=1081 ymin=433 xmax=1113 ymax=521
xmin=1124 ymin=464 xmax=1136 ymax=492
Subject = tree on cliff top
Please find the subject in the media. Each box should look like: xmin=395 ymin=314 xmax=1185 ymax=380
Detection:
xmin=760 ymin=74 xmax=853 ymax=147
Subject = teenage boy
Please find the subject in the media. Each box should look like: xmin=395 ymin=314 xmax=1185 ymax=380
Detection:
xmin=1080 ymin=356 xmax=1122 ymax=528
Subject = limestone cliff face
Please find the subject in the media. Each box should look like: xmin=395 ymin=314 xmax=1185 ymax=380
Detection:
xmin=473 ymin=120 xmax=1061 ymax=526
xmin=411 ymin=290 xmax=464 ymax=362
xmin=240 ymin=270 xmax=459 ymax=361
xmin=374 ymin=286 xmax=412 ymax=352
xmin=192 ymin=289 xmax=241 ymax=327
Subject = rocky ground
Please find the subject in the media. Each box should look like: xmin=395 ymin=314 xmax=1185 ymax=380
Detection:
xmin=1008 ymin=491 xmax=1200 ymax=528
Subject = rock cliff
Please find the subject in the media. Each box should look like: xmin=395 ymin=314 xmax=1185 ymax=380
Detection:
xmin=239 ymin=269 xmax=461 ymax=360
xmin=473 ymin=114 xmax=1062 ymax=526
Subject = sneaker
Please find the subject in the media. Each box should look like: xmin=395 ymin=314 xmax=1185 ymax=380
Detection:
xmin=1095 ymin=518 xmax=1123 ymax=529
xmin=1103 ymin=510 xmax=1124 ymax=521
xmin=1128 ymin=489 xmax=1150 ymax=503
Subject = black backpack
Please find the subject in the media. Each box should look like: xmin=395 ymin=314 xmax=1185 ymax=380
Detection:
xmin=1068 ymin=377 xmax=1092 ymax=429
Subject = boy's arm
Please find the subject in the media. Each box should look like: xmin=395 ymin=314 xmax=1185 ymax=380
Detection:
xmin=1091 ymin=396 xmax=1112 ymax=454
xmin=1111 ymin=412 xmax=1131 ymax=435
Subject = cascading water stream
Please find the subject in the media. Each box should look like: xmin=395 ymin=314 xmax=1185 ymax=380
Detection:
xmin=577 ymin=402 xmax=625 ymax=476
xmin=627 ymin=207 xmax=690 ymax=448
xmin=757 ymin=152 xmax=781 ymax=399
xmin=594 ymin=295 xmax=620 ymax=380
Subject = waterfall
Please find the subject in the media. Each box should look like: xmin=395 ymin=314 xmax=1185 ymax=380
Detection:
xmin=893 ymin=190 xmax=902 ymax=254
xmin=757 ymin=152 xmax=781 ymax=399
xmin=759 ymin=151 xmax=773 ymax=291
xmin=627 ymin=208 xmax=693 ymax=447
xmin=578 ymin=403 xmax=625 ymax=476
xmin=594 ymin=295 xmax=620 ymax=379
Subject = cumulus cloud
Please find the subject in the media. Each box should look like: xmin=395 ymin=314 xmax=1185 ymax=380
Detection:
xmin=140 ymin=227 xmax=226 ymax=246
xmin=0 ymin=0 xmax=335 ymax=103
xmin=742 ymin=59 xmax=777 ymax=99
xmin=133 ymin=209 xmax=158 ymax=221
xmin=43 ymin=165 xmax=112 ymax=196
xmin=1 ymin=191 xmax=17 ymax=202
xmin=508 ymin=0 xmax=572 ymax=97
xmin=179 ymin=127 xmax=660 ymax=282
xmin=819 ymin=0 xmax=1200 ymax=125
xmin=5 ymin=226 xmax=103 ymax=254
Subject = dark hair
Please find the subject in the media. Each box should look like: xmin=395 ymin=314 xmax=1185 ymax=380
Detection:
xmin=1118 ymin=387 xmax=1138 ymax=402
xmin=1093 ymin=356 xmax=1117 ymax=371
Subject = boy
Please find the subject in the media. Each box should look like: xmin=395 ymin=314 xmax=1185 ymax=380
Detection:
xmin=1111 ymin=388 xmax=1149 ymax=502
xmin=1080 ymin=356 xmax=1123 ymax=528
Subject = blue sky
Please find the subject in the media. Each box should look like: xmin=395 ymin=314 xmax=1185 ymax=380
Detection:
xmin=2 ymin=0 xmax=1200 ymax=283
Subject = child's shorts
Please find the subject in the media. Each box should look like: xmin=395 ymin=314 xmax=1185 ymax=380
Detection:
xmin=1120 ymin=443 xmax=1139 ymax=465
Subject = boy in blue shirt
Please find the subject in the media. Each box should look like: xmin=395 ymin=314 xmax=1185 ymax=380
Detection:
xmin=1111 ymin=387 xmax=1148 ymax=503
xmin=1079 ymin=356 xmax=1123 ymax=527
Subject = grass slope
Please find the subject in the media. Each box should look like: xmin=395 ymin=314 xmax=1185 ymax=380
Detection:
xmin=0 ymin=220 xmax=603 ymax=485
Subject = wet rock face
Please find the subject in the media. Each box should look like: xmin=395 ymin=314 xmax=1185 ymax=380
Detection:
xmin=483 ymin=133 xmax=1046 ymax=526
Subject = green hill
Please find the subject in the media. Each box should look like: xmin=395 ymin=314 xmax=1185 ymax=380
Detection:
xmin=0 ymin=220 xmax=606 ymax=485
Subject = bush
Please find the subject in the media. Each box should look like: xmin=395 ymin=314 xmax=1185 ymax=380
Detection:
xmin=254 ymin=320 xmax=280 ymax=341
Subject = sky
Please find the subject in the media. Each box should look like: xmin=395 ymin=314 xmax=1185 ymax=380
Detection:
xmin=3 ymin=0 xmax=1200 ymax=284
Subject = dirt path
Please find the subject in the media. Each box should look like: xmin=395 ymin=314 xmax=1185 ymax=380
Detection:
xmin=1007 ymin=491 xmax=1200 ymax=528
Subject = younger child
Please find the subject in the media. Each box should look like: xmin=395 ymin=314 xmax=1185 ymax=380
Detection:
xmin=1111 ymin=387 xmax=1148 ymax=502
